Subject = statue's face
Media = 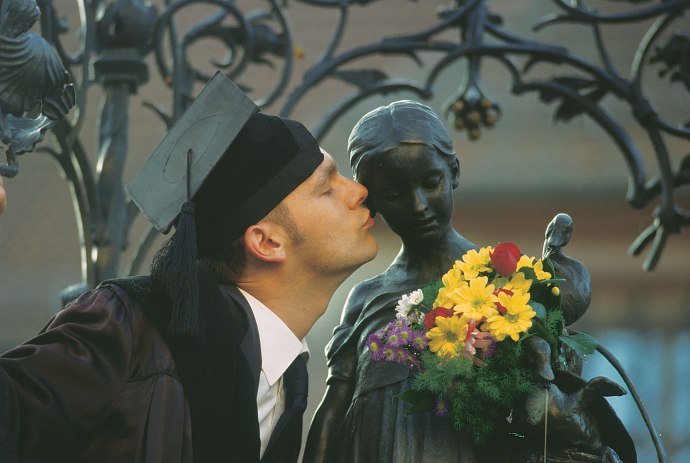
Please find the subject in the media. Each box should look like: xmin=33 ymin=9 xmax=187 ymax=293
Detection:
xmin=357 ymin=144 xmax=458 ymax=243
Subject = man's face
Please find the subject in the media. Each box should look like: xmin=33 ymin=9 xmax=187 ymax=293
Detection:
xmin=281 ymin=151 xmax=377 ymax=277
xmin=0 ymin=175 xmax=6 ymax=215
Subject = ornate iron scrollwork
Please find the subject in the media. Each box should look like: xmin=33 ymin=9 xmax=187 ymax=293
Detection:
xmin=0 ymin=0 xmax=74 ymax=177
xmin=1 ymin=0 xmax=688 ymax=287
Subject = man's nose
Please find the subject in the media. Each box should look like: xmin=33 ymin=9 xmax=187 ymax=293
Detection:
xmin=345 ymin=177 xmax=368 ymax=210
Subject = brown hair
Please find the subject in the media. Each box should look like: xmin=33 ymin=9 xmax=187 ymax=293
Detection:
xmin=202 ymin=202 xmax=302 ymax=283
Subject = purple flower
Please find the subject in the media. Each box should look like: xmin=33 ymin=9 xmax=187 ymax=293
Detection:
xmin=386 ymin=329 xmax=404 ymax=348
xmin=397 ymin=326 xmax=413 ymax=345
xmin=434 ymin=398 xmax=449 ymax=418
xmin=378 ymin=322 xmax=393 ymax=338
xmin=405 ymin=352 xmax=421 ymax=369
xmin=382 ymin=347 xmax=398 ymax=362
xmin=410 ymin=330 xmax=429 ymax=352
xmin=367 ymin=333 xmax=385 ymax=361
xmin=389 ymin=349 xmax=420 ymax=369
xmin=478 ymin=341 xmax=496 ymax=359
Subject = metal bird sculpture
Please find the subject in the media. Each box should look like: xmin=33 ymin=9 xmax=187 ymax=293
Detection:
xmin=543 ymin=212 xmax=574 ymax=260
xmin=542 ymin=213 xmax=591 ymax=326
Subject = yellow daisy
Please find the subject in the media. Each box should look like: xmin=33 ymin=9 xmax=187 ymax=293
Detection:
xmin=443 ymin=264 xmax=465 ymax=288
xmin=452 ymin=276 xmax=498 ymax=321
xmin=456 ymin=247 xmax=493 ymax=280
xmin=486 ymin=291 xmax=536 ymax=341
xmin=502 ymin=272 xmax=532 ymax=293
xmin=532 ymin=259 xmax=552 ymax=281
xmin=516 ymin=256 xmax=552 ymax=281
xmin=434 ymin=265 xmax=467 ymax=307
xmin=426 ymin=315 xmax=468 ymax=358
xmin=516 ymin=255 xmax=534 ymax=271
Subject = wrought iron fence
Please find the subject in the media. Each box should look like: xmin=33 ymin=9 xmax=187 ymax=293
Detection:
xmin=1 ymin=0 xmax=688 ymax=295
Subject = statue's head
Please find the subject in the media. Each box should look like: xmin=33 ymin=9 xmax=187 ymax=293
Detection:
xmin=348 ymin=100 xmax=460 ymax=243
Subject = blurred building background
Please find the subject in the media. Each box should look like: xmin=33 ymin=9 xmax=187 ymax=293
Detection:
xmin=0 ymin=1 xmax=688 ymax=461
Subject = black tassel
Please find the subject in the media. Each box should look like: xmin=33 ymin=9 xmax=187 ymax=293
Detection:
xmin=150 ymin=149 xmax=201 ymax=337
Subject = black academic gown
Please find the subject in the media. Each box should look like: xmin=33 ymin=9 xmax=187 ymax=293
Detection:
xmin=112 ymin=267 xmax=306 ymax=463
xmin=0 ymin=265 xmax=304 ymax=463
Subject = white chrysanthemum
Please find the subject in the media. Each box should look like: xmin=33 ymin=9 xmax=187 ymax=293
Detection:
xmin=395 ymin=289 xmax=424 ymax=319
xmin=408 ymin=289 xmax=424 ymax=305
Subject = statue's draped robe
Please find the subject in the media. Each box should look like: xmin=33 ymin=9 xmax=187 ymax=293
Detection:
xmin=327 ymin=287 xmax=478 ymax=463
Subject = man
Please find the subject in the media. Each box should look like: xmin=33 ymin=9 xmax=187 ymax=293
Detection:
xmin=0 ymin=74 xmax=377 ymax=462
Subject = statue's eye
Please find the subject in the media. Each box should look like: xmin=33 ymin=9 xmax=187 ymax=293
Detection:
xmin=423 ymin=175 xmax=442 ymax=190
xmin=382 ymin=186 xmax=402 ymax=199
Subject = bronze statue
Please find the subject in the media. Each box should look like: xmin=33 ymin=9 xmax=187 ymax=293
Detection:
xmin=304 ymin=100 xmax=635 ymax=462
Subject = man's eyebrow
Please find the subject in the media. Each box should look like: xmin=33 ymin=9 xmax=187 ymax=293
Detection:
xmin=314 ymin=160 xmax=338 ymax=189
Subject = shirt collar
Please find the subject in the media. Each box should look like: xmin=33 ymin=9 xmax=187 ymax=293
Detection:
xmin=238 ymin=288 xmax=308 ymax=387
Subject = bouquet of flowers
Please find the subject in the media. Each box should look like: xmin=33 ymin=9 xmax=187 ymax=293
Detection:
xmin=366 ymin=242 xmax=595 ymax=444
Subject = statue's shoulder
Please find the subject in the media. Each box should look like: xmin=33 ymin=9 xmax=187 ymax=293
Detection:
xmin=325 ymin=275 xmax=386 ymax=362
xmin=342 ymin=275 xmax=386 ymax=324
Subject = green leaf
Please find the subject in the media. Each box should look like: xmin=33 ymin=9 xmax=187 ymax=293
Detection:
xmin=559 ymin=333 xmax=598 ymax=356
xmin=492 ymin=275 xmax=509 ymax=288
xmin=420 ymin=280 xmax=443 ymax=312
xmin=545 ymin=309 xmax=565 ymax=337
xmin=528 ymin=300 xmax=547 ymax=321
xmin=397 ymin=390 xmax=424 ymax=404
xmin=519 ymin=266 xmax=537 ymax=282
xmin=535 ymin=278 xmax=566 ymax=285
xmin=397 ymin=390 xmax=435 ymax=415
xmin=543 ymin=258 xmax=558 ymax=278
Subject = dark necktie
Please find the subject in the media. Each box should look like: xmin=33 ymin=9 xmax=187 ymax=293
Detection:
xmin=261 ymin=354 xmax=309 ymax=462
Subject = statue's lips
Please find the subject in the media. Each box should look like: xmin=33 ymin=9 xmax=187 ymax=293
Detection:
xmin=411 ymin=217 xmax=438 ymax=231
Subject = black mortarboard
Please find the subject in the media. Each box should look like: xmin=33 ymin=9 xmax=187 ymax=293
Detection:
xmin=128 ymin=72 xmax=259 ymax=233
xmin=127 ymin=72 xmax=323 ymax=336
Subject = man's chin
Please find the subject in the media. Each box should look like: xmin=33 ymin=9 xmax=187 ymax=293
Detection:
xmin=338 ymin=244 xmax=378 ymax=279
xmin=358 ymin=236 xmax=378 ymax=265
xmin=365 ymin=241 xmax=378 ymax=263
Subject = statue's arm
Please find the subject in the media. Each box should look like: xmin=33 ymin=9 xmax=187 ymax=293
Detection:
xmin=303 ymin=357 xmax=356 ymax=462
xmin=303 ymin=283 xmax=369 ymax=463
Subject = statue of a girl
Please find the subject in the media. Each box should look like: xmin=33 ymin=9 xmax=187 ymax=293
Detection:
xmin=304 ymin=101 xmax=632 ymax=463
xmin=304 ymin=100 xmax=478 ymax=462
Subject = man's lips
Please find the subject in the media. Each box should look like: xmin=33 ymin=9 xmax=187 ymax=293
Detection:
xmin=363 ymin=210 xmax=375 ymax=228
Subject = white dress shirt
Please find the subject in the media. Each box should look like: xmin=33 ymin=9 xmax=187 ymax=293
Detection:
xmin=238 ymin=288 xmax=309 ymax=459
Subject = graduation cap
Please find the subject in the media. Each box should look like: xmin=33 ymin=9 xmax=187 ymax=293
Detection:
xmin=128 ymin=72 xmax=259 ymax=233
xmin=128 ymin=72 xmax=323 ymax=336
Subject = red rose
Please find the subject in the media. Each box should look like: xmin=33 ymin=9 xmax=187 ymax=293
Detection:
xmin=424 ymin=306 xmax=454 ymax=330
xmin=493 ymin=288 xmax=514 ymax=314
xmin=490 ymin=242 xmax=521 ymax=276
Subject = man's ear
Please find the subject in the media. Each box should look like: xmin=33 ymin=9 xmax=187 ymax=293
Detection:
xmin=450 ymin=157 xmax=460 ymax=189
xmin=243 ymin=222 xmax=287 ymax=263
